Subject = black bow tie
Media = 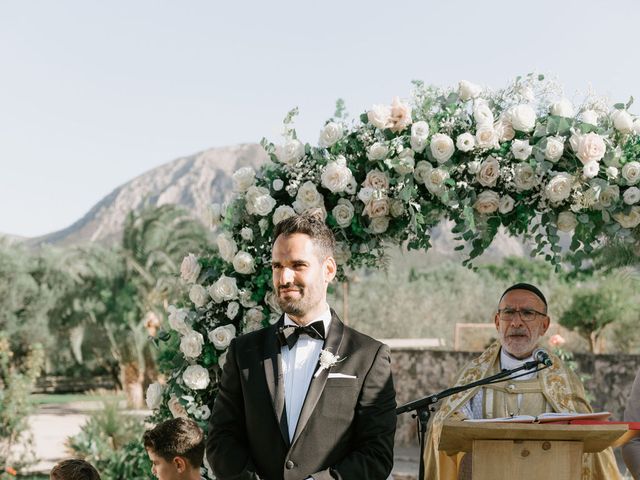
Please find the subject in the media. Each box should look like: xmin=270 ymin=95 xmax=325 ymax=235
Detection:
xmin=277 ymin=321 xmax=326 ymax=349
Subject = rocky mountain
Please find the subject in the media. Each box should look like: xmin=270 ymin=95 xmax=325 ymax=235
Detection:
xmin=23 ymin=142 xmax=527 ymax=259
xmin=27 ymin=144 xmax=269 ymax=247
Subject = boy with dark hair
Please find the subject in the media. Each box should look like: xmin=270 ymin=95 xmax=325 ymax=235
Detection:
xmin=143 ymin=417 xmax=205 ymax=480
xmin=50 ymin=459 xmax=101 ymax=480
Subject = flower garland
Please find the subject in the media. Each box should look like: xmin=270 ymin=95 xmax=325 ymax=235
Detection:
xmin=147 ymin=73 xmax=640 ymax=477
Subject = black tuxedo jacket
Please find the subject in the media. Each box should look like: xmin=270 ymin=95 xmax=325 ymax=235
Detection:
xmin=206 ymin=311 xmax=396 ymax=480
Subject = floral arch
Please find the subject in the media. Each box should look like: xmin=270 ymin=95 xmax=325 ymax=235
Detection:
xmin=146 ymin=74 xmax=640 ymax=477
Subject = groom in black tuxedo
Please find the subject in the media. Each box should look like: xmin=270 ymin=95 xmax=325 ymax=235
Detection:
xmin=207 ymin=212 xmax=396 ymax=480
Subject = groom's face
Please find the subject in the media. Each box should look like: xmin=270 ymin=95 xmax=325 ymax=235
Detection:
xmin=271 ymin=232 xmax=336 ymax=324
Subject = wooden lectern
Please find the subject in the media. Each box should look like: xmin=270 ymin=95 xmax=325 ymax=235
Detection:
xmin=439 ymin=420 xmax=628 ymax=480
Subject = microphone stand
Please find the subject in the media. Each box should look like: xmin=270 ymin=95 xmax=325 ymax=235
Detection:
xmin=396 ymin=359 xmax=548 ymax=480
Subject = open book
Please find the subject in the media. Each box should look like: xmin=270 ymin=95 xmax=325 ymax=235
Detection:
xmin=464 ymin=411 xmax=611 ymax=424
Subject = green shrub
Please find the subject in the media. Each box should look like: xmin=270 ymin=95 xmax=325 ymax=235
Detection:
xmin=66 ymin=401 xmax=151 ymax=479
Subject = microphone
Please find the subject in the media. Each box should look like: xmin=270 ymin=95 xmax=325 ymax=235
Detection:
xmin=533 ymin=348 xmax=552 ymax=367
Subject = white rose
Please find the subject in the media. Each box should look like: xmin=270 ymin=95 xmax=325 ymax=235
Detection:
xmin=369 ymin=216 xmax=390 ymax=234
xmin=363 ymin=198 xmax=390 ymax=218
xmin=226 ymin=301 xmax=240 ymax=319
xmin=545 ymin=172 xmax=574 ymax=203
xmin=245 ymin=186 xmax=276 ymax=217
xmin=357 ymin=186 xmax=375 ymax=204
xmin=367 ymin=142 xmax=389 ymax=161
xmin=598 ymin=185 xmax=619 ymax=208
xmin=145 ymin=382 xmax=164 ymax=410
xmin=623 ymin=187 xmax=640 ymax=205
xmin=474 ymin=190 xmax=500 ymax=214
xmin=581 ymin=110 xmax=598 ymax=126
xmin=182 ymin=365 xmax=210 ymax=390
xmin=180 ymin=330 xmax=204 ymax=359
xmin=410 ymin=121 xmax=430 ymax=153
xmin=367 ymin=104 xmax=392 ymax=130
xmin=476 ymin=156 xmax=500 ymax=187
xmin=475 ymin=126 xmax=499 ymax=149
xmin=494 ymin=119 xmax=516 ymax=142
xmin=319 ymin=122 xmax=343 ymax=148
xmin=216 ymin=232 xmax=238 ymax=262
xmin=511 ymin=139 xmax=532 ymax=160
xmin=180 ymin=254 xmax=201 ymax=284
xmin=458 ymin=80 xmax=482 ymax=101
xmin=613 ymin=206 xmax=640 ymax=229
xmin=208 ymin=324 xmax=237 ymax=350
xmin=168 ymin=395 xmax=188 ymax=418
xmin=413 ymin=161 xmax=432 ymax=185
xmin=189 ymin=284 xmax=209 ymax=308
xmin=240 ymin=227 xmax=253 ymax=241
xmin=611 ymin=110 xmax=634 ymax=134
xmin=545 ymin=136 xmax=565 ymax=162
xmin=208 ymin=275 xmax=238 ymax=303
xmin=206 ymin=203 xmax=223 ymax=228
xmin=389 ymin=97 xmax=412 ymax=133
xmin=390 ymin=199 xmax=405 ymax=217
xmin=468 ymin=160 xmax=481 ymax=174
xmin=321 ymin=156 xmax=353 ymax=193
xmin=394 ymin=149 xmax=415 ymax=175
xmin=195 ymin=405 xmax=211 ymax=421
xmin=293 ymin=181 xmax=324 ymax=213
xmin=233 ymin=251 xmax=255 ymax=275
xmin=634 ymin=118 xmax=640 ymax=135
xmin=232 ymin=167 xmax=256 ymax=193
xmin=244 ymin=307 xmax=264 ymax=332
xmin=363 ymin=169 xmax=390 ymax=191
xmin=510 ymin=104 xmax=536 ymax=132
xmin=606 ymin=166 xmax=619 ymax=180
xmin=513 ymin=163 xmax=538 ymax=191
xmin=622 ymin=161 xmax=640 ymax=184
xmin=456 ymin=133 xmax=476 ymax=152
xmin=430 ymin=133 xmax=455 ymax=164
xmin=550 ymin=98 xmax=574 ymax=118
xmin=582 ymin=161 xmax=600 ymax=179
xmin=276 ymin=139 xmax=305 ymax=166
xmin=272 ymin=205 xmax=296 ymax=225
xmin=499 ymin=195 xmax=515 ymax=214
xmin=473 ymin=101 xmax=494 ymax=126
xmin=332 ymin=199 xmax=355 ymax=228
xmin=167 ymin=305 xmax=190 ymax=334
xmin=425 ymin=167 xmax=449 ymax=196
xmin=272 ymin=179 xmax=284 ymax=191
xmin=569 ymin=132 xmax=606 ymax=165
xmin=239 ymin=289 xmax=257 ymax=308
xmin=557 ymin=211 xmax=578 ymax=232
xmin=218 ymin=351 xmax=228 ymax=369
xmin=264 ymin=290 xmax=282 ymax=315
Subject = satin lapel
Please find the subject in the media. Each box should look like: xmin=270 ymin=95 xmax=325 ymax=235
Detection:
xmin=263 ymin=317 xmax=289 ymax=446
xmin=291 ymin=311 xmax=345 ymax=446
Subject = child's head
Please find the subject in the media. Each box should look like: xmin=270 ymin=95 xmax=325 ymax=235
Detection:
xmin=50 ymin=459 xmax=101 ymax=480
xmin=143 ymin=417 xmax=205 ymax=480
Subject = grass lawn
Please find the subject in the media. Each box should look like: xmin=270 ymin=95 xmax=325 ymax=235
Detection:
xmin=30 ymin=391 xmax=125 ymax=406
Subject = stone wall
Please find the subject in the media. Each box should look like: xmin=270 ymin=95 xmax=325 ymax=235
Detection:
xmin=390 ymin=347 xmax=640 ymax=446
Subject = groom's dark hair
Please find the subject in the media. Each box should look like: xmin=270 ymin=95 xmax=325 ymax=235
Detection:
xmin=143 ymin=417 xmax=205 ymax=468
xmin=50 ymin=459 xmax=101 ymax=480
xmin=273 ymin=210 xmax=336 ymax=257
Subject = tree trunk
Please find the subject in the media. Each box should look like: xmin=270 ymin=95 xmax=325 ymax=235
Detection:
xmin=122 ymin=362 xmax=144 ymax=409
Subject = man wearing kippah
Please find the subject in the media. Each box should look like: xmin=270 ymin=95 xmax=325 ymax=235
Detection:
xmin=423 ymin=283 xmax=621 ymax=480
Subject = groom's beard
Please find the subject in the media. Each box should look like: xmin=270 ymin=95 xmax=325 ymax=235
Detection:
xmin=277 ymin=283 xmax=315 ymax=318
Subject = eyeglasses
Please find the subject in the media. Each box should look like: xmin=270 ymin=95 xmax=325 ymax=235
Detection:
xmin=497 ymin=307 xmax=547 ymax=323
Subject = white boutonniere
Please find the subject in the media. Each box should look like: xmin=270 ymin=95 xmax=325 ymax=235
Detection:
xmin=314 ymin=349 xmax=346 ymax=378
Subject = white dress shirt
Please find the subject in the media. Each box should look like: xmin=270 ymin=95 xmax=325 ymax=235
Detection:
xmin=281 ymin=305 xmax=332 ymax=442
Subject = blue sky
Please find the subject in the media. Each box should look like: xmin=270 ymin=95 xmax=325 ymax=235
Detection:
xmin=1 ymin=0 xmax=639 ymax=236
